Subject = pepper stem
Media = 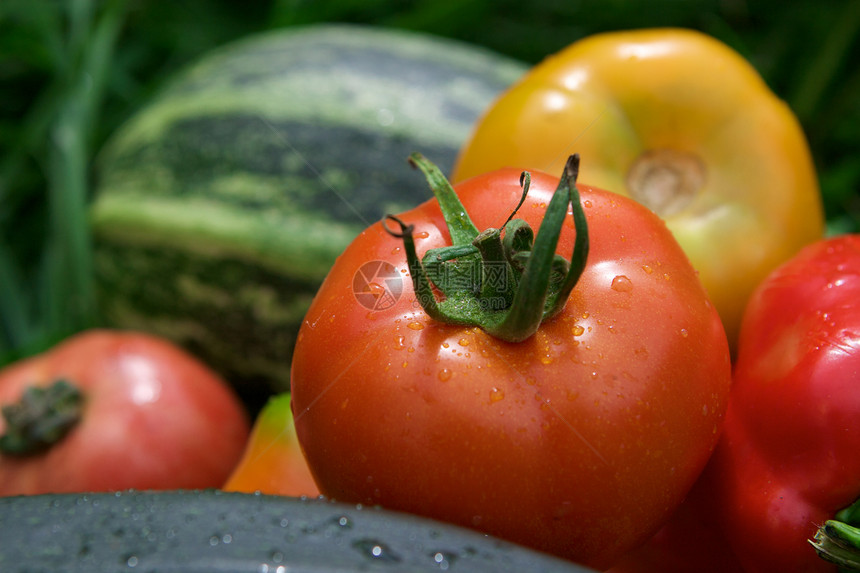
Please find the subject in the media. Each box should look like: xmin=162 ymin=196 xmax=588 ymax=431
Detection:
xmin=0 ymin=379 xmax=84 ymax=456
xmin=384 ymin=153 xmax=589 ymax=343
xmin=811 ymin=498 xmax=860 ymax=571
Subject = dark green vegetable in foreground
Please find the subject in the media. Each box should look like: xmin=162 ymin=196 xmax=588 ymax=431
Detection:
xmin=0 ymin=490 xmax=594 ymax=573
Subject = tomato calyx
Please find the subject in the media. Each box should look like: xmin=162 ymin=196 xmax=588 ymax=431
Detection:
xmin=384 ymin=152 xmax=589 ymax=343
xmin=0 ymin=379 xmax=84 ymax=456
xmin=811 ymin=498 xmax=860 ymax=570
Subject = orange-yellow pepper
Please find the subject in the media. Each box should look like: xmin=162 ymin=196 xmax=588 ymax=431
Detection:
xmin=223 ymin=393 xmax=319 ymax=497
xmin=453 ymin=28 xmax=824 ymax=347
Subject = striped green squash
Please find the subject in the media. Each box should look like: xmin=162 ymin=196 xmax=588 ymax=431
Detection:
xmin=91 ymin=24 xmax=526 ymax=403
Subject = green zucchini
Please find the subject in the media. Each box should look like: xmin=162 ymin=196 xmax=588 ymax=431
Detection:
xmin=90 ymin=24 xmax=526 ymax=404
xmin=0 ymin=490 xmax=594 ymax=572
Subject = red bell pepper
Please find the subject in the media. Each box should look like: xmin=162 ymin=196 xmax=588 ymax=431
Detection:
xmin=611 ymin=235 xmax=860 ymax=573
xmin=705 ymin=234 xmax=860 ymax=572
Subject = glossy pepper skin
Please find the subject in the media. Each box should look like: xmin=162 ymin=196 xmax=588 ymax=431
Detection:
xmin=700 ymin=235 xmax=860 ymax=572
xmin=452 ymin=28 xmax=824 ymax=348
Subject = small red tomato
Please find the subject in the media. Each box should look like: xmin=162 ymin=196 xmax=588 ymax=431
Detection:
xmin=291 ymin=154 xmax=731 ymax=568
xmin=0 ymin=330 xmax=250 ymax=495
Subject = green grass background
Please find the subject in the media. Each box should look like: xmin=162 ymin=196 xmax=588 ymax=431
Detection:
xmin=1 ymin=0 xmax=859 ymax=362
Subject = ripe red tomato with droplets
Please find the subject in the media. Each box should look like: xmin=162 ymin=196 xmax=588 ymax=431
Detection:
xmin=290 ymin=154 xmax=731 ymax=568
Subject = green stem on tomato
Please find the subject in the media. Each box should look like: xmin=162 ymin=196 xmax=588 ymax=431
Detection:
xmin=383 ymin=215 xmax=455 ymax=326
xmin=384 ymin=152 xmax=589 ymax=343
xmin=811 ymin=498 xmax=860 ymax=571
xmin=0 ymin=379 xmax=84 ymax=456
xmin=407 ymin=153 xmax=479 ymax=246
xmin=472 ymin=228 xmax=518 ymax=307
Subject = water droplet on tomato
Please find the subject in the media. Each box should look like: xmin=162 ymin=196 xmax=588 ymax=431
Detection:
xmin=407 ymin=321 xmax=424 ymax=330
xmin=680 ymin=328 xmax=689 ymax=338
xmin=489 ymin=387 xmax=505 ymax=402
xmin=572 ymin=324 xmax=585 ymax=336
xmin=368 ymin=282 xmax=385 ymax=297
xmin=415 ymin=231 xmax=430 ymax=239
xmin=393 ymin=334 xmax=405 ymax=350
xmin=642 ymin=264 xmax=653 ymax=274
xmin=611 ymin=275 xmax=633 ymax=292
xmin=437 ymin=369 xmax=452 ymax=382
xmin=458 ymin=337 xmax=470 ymax=347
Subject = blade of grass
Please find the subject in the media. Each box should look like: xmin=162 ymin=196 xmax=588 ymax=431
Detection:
xmin=43 ymin=0 xmax=127 ymax=336
xmin=789 ymin=1 xmax=860 ymax=122
xmin=0 ymin=0 xmax=128 ymax=358
xmin=0 ymin=241 xmax=32 ymax=354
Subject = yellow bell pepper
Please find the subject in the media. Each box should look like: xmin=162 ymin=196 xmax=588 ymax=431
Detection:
xmin=453 ymin=28 xmax=824 ymax=348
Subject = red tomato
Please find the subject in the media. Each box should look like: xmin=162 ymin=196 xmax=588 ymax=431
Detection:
xmin=291 ymin=157 xmax=731 ymax=568
xmin=0 ymin=330 xmax=250 ymax=495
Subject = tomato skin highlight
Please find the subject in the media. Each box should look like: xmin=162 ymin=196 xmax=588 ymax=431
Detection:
xmin=452 ymin=28 xmax=824 ymax=349
xmin=0 ymin=330 xmax=250 ymax=495
xmin=291 ymin=166 xmax=732 ymax=568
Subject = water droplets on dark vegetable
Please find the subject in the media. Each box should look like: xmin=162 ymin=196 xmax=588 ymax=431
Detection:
xmin=336 ymin=515 xmax=352 ymax=529
xmin=352 ymin=538 xmax=402 ymax=562
xmin=430 ymin=550 xmax=458 ymax=570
